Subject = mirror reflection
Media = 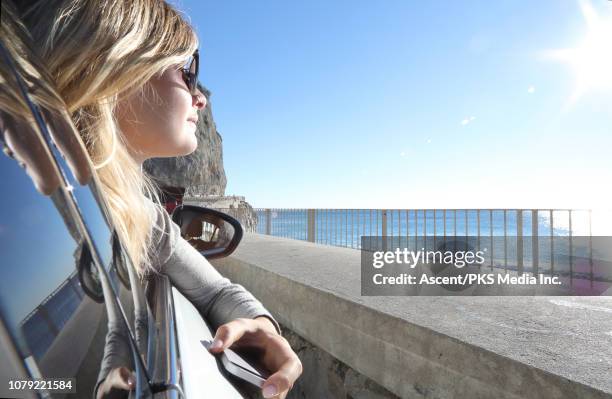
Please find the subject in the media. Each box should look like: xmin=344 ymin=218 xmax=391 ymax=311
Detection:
xmin=172 ymin=206 xmax=242 ymax=258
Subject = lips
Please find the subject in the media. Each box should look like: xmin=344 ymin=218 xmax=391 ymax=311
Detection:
xmin=187 ymin=113 xmax=199 ymax=124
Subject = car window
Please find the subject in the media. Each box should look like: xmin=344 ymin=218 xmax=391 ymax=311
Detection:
xmin=0 ymin=145 xmax=150 ymax=398
xmin=70 ymin=173 xmax=159 ymax=368
xmin=0 ymin=47 xmax=154 ymax=397
xmin=55 ymin=133 xmax=162 ymax=375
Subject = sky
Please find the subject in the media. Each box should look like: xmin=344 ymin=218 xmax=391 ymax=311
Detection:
xmin=172 ymin=0 xmax=612 ymax=210
xmin=0 ymin=154 xmax=116 ymax=323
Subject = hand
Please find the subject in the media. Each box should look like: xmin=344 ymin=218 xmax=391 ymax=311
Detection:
xmin=95 ymin=366 xmax=135 ymax=399
xmin=209 ymin=317 xmax=303 ymax=399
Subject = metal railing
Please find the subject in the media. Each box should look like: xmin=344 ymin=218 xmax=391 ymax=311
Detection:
xmin=207 ymin=207 xmax=611 ymax=284
xmin=19 ymin=270 xmax=83 ymax=359
xmin=220 ymin=208 xmax=592 ymax=245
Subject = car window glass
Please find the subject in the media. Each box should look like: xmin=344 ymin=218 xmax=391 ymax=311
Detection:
xmin=0 ymin=149 xmax=150 ymax=398
xmin=70 ymin=175 xmax=159 ymax=368
xmin=50 ymin=136 xmax=160 ymax=373
xmin=1 ymin=38 xmax=164 ymax=389
xmin=29 ymin=103 xmax=160 ymax=376
xmin=0 ymin=48 xmax=154 ymax=396
xmin=29 ymin=92 xmax=161 ymax=377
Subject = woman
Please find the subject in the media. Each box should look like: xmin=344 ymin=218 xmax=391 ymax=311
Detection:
xmin=9 ymin=0 xmax=302 ymax=398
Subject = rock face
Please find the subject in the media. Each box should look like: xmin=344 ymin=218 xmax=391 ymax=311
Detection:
xmin=144 ymin=84 xmax=227 ymax=197
xmin=183 ymin=195 xmax=259 ymax=233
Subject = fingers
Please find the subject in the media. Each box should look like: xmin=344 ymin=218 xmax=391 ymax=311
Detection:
xmin=261 ymin=335 xmax=302 ymax=399
xmin=261 ymin=354 xmax=302 ymax=399
xmin=1 ymin=113 xmax=61 ymax=195
xmin=209 ymin=318 xmax=256 ymax=353
xmin=116 ymin=367 xmax=136 ymax=390
xmin=105 ymin=366 xmax=135 ymax=392
xmin=209 ymin=318 xmax=303 ymax=399
xmin=96 ymin=367 xmax=135 ymax=399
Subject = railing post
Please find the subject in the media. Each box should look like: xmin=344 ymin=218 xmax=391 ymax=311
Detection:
xmin=550 ymin=209 xmax=554 ymax=273
xmin=464 ymin=210 xmax=468 ymax=251
xmin=351 ymin=210 xmax=354 ymax=248
xmin=489 ymin=210 xmax=493 ymax=268
xmin=589 ymin=209 xmax=593 ymax=286
xmin=504 ymin=209 xmax=507 ymax=270
xmin=532 ymin=210 xmax=539 ymax=275
xmin=70 ymin=275 xmax=84 ymax=300
xmin=517 ymin=210 xmax=524 ymax=275
xmin=424 ymin=210 xmax=427 ymax=251
xmin=382 ymin=209 xmax=388 ymax=251
xmin=37 ymin=304 xmax=59 ymax=337
xmin=569 ymin=210 xmax=573 ymax=282
xmin=477 ymin=210 xmax=480 ymax=253
xmin=433 ymin=209 xmax=437 ymax=250
xmin=443 ymin=209 xmax=446 ymax=239
xmin=265 ymin=208 xmax=271 ymax=235
xmin=414 ymin=210 xmax=418 ymax=252
xmin=307 ymin=209 xmax=315 ymax=242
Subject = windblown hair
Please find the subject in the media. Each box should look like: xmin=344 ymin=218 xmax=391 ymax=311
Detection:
xmin=0 ymin=1 xmax=69 ymax=129
xmin=4 ymin=0 xmax=199 ymax=276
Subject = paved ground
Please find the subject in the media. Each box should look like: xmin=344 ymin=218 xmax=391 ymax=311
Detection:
xmin=214 ymin=233 xmax=612 ymax=398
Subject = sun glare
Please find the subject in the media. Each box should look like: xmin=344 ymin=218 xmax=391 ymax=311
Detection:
xmin=545 ymin=0 xmax=612 ymax=103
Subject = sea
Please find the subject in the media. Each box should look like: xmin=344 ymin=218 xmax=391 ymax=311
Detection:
xmin=253 ymin=208 xmax=611 ymax=274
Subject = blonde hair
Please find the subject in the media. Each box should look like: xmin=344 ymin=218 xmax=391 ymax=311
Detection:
xmin=10 ymin=0 xmax=199 ymax=276
xmin=0 ymin=1 xmax=68 ymax=130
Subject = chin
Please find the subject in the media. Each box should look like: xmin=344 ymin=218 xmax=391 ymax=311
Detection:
xmin=179 ymin=136 xmax=198 ymax=156
xmin=157 ymin=139 xmax=197 ymax=158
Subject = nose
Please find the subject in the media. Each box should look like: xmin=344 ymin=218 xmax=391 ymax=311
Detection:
xmin=193 ymin=89 xmax=206 ymax=110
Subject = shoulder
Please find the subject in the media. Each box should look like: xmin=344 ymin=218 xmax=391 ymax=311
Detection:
xmin=147 ymin=199 xmax=183 ymax=272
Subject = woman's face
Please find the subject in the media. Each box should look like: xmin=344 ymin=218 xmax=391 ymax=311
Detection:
xmin=116 ymin=63 xmax=206 ymax=163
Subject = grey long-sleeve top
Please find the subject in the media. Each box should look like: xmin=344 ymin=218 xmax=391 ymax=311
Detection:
xmin=149 ymin=202 xmax=279 ymax=332
xmin=94 ymin=202 xmax=279 ymax=397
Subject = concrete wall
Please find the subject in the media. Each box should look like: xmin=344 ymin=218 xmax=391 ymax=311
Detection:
xmin=212 ymin=233 xmax=612 ymax=399
xmin=282 ymin=325 xmax=399 ymax=399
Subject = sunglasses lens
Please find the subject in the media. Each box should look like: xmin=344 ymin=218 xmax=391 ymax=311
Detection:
xmin=190 ymin=56 xmax=197 ymax=76
xmin=189 ymin=73 xmax=196 ymax=93
xmin=181 ymin=51 xmax=199 ymax=94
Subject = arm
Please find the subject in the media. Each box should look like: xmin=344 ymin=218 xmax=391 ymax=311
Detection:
xmin=94 ymin=283 xmax=135 ymax=399
xmin=152 ymin=204 xmax=281 ymax=333
xmin=152 ymin=205 xmax=300 ymax=399
xmin=168 ymin=235 xmax=280 ymax=333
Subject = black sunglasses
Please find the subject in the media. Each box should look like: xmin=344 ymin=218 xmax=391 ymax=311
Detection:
xmin=181 ymin=49 xmax=199 ymax=95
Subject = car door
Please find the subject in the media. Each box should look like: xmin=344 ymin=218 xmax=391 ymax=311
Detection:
xmin=1 ymin=34 xmax=252 ymax=399
xmin=168 ymin=205 xmax=252 ymax=398
xmin=0 ymin=42 xmax=152 ymax=398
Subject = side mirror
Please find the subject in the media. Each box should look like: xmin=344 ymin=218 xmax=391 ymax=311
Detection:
xmin=76 ymin=241 xmax=104 ymax=303
xmin=171 ymin=205 xmax=243 ymax=259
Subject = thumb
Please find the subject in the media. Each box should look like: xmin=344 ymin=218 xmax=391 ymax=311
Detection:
xmin=116 ymin=367 xmax=136 ymax=390
xmin=209 ymin=319 xmax=249 ymax=353
xmin=262 ymin=366 xmax=298 ymax=398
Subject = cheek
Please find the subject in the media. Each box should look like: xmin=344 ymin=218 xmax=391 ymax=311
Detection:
xmin=116 ymin=75 xmax=197 ymax=158
xmin=142 ymin=89 xmax=198 ymax=156
xmin=149 ymin=83 xmax=193 ymax=134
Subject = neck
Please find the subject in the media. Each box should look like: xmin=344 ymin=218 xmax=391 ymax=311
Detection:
xmin=127 ymin=147 xmax=148 ymax=167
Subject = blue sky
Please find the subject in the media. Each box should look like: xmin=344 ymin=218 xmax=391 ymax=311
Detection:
xmin=174 ymin=0 xmax=612 ymax=210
